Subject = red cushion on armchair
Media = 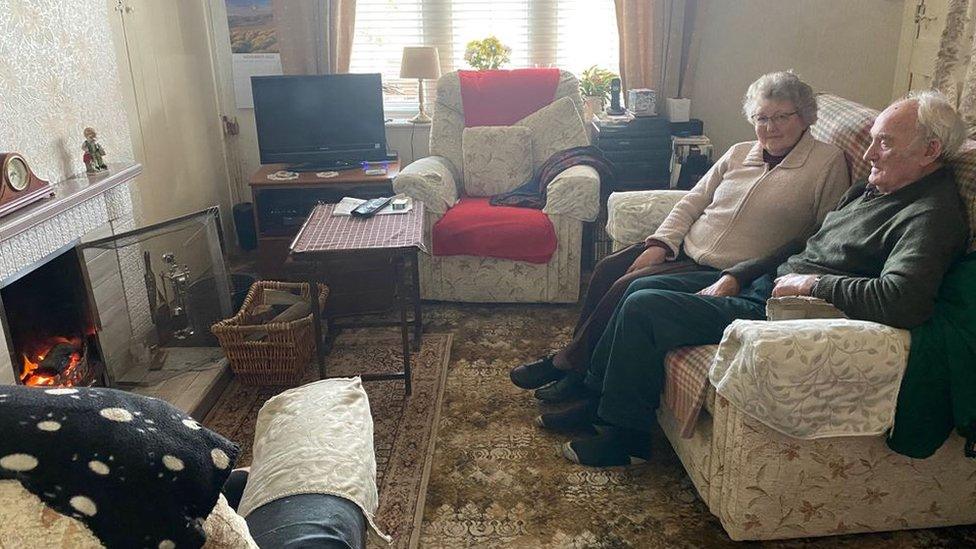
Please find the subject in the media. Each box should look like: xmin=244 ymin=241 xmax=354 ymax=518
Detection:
xmin=431 ymin=198 xmax=557 ymax=264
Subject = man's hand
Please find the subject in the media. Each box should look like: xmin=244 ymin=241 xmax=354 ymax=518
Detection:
xmin=627 ymin=246 xmax=668 ymax=273
xmin=772 ymin=273 xmax=819 ymax=297
xmin=697 ymin=274 xmax=741 ymax=297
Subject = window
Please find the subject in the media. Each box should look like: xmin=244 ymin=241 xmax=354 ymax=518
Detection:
xmin=350 ymin=0 xmax=619 ymax=114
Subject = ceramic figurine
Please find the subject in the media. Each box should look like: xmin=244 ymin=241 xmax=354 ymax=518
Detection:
xmin=82 ymin=127 xmax=108 ymax=173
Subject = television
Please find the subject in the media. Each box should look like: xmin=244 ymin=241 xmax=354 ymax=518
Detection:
xmin=252 ymin=74 xmax=389 ymax=170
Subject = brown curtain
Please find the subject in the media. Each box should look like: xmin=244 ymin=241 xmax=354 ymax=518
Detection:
xmin=328 ymin=0 xmax=357 ymax=74
xmin=614 ymin=0 xmax=701 ymax=98
xmin=931 ymin=0 xmax=976 ymax=134
xmin=271 ymin=0 xmax=356 ymax=75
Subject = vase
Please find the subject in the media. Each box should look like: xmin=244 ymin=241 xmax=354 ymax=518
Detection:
xmin=583 ymin=95 xmax=604 ymax=122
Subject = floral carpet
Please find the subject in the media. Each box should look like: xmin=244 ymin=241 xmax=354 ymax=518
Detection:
xmin=417 ymin=303 xmax=976 ymax=548
xmin=203 ymin=329 xmax=452 ymax=548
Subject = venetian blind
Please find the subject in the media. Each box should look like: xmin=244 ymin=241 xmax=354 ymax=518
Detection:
xmin=349 ymin=0 xmax=619 ymax=113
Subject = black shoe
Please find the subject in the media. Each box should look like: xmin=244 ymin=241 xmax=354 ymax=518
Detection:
xmin=559 ymin=427 xmax=651 ymax=467
xmin=535 ymin=398 xmax=604 ymax=433
xmin=510 ymin=355 xmax=564 ymax=390
xmin=534 ymin=372 xmax=588 ymax=403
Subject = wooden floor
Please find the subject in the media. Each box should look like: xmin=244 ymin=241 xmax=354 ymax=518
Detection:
xmin=123 ymin=347 xmax=232 ymax=420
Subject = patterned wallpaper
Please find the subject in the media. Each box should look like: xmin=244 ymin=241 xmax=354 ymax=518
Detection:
xmin=0 ymin=0 xmax=133 ymax=186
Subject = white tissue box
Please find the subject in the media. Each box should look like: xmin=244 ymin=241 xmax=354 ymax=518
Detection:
xmin=666 ymin=98 xmax=691 ymax=122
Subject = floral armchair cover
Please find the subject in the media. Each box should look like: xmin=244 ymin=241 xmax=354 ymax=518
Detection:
xmin=393 ymin=70 xmax=600 ymax=303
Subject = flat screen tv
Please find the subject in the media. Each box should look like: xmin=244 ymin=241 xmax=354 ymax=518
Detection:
xmin=252 ymin=74 xmax=388 ymax=170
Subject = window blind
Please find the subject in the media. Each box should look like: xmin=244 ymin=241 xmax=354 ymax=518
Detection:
xmin=349 ymin=0 xmax=619 ymax=114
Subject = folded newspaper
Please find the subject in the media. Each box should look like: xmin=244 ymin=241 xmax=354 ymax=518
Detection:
xmin=765 ymin=296 xmax=848 ymax=321
xmin=331 ymin=196 xmax=413 ymax=216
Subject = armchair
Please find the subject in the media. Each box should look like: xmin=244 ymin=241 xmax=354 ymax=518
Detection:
xmin=607 ymin=94 xmax=976 ymax=540
xmin=394 ymin=70 xmax=600 ymax=303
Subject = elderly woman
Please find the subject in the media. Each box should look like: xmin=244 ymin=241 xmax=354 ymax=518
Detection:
xmin=511 ymin=70 xmax=850 ymax=402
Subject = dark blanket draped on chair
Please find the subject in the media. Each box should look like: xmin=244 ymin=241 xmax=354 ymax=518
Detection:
xmin=490 ymin=146 xmax=615 ymax=209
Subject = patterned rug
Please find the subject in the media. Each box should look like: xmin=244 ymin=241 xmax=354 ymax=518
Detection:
xmin=417 ymin=303 xmax=976 ymax=548
xmin=203 ymin=329 xmax=452 ymax=548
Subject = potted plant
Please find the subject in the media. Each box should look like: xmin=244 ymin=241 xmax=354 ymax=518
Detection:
xmin=463 ymin=36 xmax=512 ymax=70
xmin=579 ymin=65 xmax=618 ymax=120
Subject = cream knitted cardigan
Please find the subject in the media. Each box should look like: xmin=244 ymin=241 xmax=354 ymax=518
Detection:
xmin=651 ymin=131 xmax=850 ymax=270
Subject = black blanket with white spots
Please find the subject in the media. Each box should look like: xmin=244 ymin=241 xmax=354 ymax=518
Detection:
xmin=0 ymin=385 xmax=239 ymax=548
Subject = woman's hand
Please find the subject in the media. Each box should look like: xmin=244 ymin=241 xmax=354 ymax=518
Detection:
xmin=697 ymin=274 xmax=741 ymax=297
xmin=772 ymin=273 xmax=819 ymax=297
xmin=626 ymin=246 xmax=668 ymax=273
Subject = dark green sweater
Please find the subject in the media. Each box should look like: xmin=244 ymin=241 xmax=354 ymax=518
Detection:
xmin=728 ymin=167 xmax=968 ymax=329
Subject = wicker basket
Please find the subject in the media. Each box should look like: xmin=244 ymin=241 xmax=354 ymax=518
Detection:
xmin=211 ymin=281 xmax=328 ymax=385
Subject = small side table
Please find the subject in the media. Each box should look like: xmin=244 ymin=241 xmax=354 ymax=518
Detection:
xmin=289 ymin=202 xmax=425 ymax=396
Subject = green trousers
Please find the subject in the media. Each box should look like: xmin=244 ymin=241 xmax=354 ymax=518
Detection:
xmin=584 ymin=271 xmax=774 ymax=433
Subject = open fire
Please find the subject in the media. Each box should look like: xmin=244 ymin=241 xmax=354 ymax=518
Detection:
xmin=20 ymin=335 xmax=93 ymax=387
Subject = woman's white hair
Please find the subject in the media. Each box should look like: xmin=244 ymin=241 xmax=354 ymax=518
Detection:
xmin=742 ymin=70 xmax=818 ymax=126
xmin=903 ymin=89 xmax=967 ymax=160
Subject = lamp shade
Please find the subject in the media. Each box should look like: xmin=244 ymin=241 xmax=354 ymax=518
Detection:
xmin=400 ymin=46 xmax=441 ymax=80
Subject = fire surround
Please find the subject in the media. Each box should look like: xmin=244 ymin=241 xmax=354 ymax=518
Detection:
xmin=0 ymin=163 xmax=144 ymax=385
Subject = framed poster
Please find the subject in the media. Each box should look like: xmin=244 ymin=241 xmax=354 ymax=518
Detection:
xmin=226 ymin=0 xmax=282 ymax=108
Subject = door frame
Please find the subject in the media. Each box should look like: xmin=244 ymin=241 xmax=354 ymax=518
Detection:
xmin=204 ymin=0 xmax=249 ymax=208
xmin=892 ymin=0 xmax=923 ymax=100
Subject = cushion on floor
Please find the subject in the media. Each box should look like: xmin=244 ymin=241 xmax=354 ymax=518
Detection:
xmin=431 ymin=197 xmax=558 ymax=263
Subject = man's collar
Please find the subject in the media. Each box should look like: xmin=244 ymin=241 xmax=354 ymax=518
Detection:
xmin=743 ymin=130 xmax=816 ymax=168
xmin=862 ymin=165 xmax=948 ymax=200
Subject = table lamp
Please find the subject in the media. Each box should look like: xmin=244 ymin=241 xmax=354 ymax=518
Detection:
xmin=400 ymin=46 xmax=441 ymax=124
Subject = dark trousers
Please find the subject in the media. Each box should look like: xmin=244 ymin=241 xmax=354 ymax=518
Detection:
xmin=584 ymin=272 xmax=774 ymax=433
xmin=222 ymin=469 xmax=367 ymax=549
xmin=553 ymin=243 xmax=714 ymax=373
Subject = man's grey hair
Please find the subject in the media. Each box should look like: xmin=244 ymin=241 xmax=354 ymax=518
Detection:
xmin=902 ymin=90 xmax=967 ymax=160
xmin=742 ymin=70 xmax=818 ymax=126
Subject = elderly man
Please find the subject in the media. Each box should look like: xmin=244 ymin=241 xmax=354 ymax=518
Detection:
xmin=549 ymin=90 xmax=969 ymax=467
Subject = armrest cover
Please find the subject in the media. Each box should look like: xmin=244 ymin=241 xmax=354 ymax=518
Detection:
xmin=543 ymin=164 xmax=600 ymax=221
xmin=607 ymin=190 xmax=687 ymax=247
xmin=393 ymin=156 xmax=459 ymax=215
xmin=709 ymin=318 xmax=910 ymax=439
xmin=237 ymin=377 xmax=390 ymax=544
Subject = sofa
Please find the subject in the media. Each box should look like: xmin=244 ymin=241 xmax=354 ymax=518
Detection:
xmin=606 ymin=94 xmax=976 ymax=540
xmin=393 ymin=69 xmax=601 ymax=303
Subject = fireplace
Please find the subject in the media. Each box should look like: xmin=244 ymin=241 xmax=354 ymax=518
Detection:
xmin=0 ymin=244 xmax=106 ymax=387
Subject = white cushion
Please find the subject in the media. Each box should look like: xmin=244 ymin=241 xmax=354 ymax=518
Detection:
xmin=515 ymin=96 xmax=589 ymax=172
xmin=461 ymin=126 xmax=533 ymax=197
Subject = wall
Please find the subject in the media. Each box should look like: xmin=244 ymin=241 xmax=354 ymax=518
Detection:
xmin=689 ymin=0 xmax=905 ymax=154
xmin=0 ymin=1 xmax=134 ymax=185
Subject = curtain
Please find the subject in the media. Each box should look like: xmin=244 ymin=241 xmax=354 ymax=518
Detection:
xmin=270 ymin=0 xmax=356 ymax=75
xmin=931 ymin=0 xmax=976 ymax=133
xmin=272 ymin=0 xmax=327 ymax=74
xmin=328 ymin=0 xmax=357 ymax=74
xmin=614 ymin=0 xmax=702 ymax=98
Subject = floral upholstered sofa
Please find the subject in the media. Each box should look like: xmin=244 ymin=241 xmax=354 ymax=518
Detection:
xmin=606 ymin=94 xmax=976 ymax=540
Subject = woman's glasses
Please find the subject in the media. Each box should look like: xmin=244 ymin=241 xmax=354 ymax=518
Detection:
xmin=751 ymin=111 xmax=798 ymax=127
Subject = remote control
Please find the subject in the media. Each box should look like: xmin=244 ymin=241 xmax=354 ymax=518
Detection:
xmin=351 ymin=196 xmax=393 ymax=218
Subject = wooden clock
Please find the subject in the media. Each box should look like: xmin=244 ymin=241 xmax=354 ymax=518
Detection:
xmin=0 ymin=153 xmax=55 ymax=218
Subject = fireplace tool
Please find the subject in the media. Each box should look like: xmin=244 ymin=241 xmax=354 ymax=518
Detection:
xmin=161 ymin=252 xmax=194 ymax=340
